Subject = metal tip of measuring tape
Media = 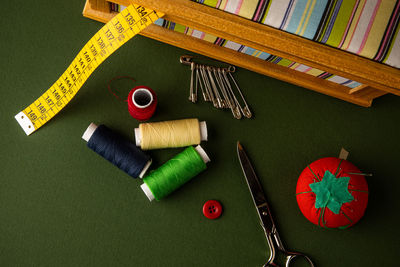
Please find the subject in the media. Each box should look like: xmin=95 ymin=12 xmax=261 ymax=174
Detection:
xmin=15 ymin=111 xmax=36 ymax=135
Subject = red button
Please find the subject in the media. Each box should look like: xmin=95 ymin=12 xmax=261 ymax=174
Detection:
xmin=203 ymin=200 xmax=223 ymax=219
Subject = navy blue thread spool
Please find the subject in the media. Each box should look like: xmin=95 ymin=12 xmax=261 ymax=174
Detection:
xmin=82 ymin=123 xmax=152 ymax=178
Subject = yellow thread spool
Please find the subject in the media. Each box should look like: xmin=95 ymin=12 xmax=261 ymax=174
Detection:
xmin=134 ymin=118 xmax=207 ymax=150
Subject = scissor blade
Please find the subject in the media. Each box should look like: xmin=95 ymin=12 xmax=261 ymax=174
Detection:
xmin=237 ymin=142 xmax=274 ymax=233
xmin=237 ymin=142 xmax=268 ymax=206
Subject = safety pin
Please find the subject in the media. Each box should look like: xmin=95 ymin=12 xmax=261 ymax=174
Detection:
xmin=217 ymin=68 xmax=242 ymax=119
xmin=227 ymin=71 xmax=252 ymax=118
xmin=213 ymin=67 xmax=240 ymax=119
xmin=189 ymin=62 xmax=197 ymax=103
xmin=180 ymin=55 xmax=251 ymax=119
xmin=199 ymin=65 xmax=217 ymax=106
xmin=214 ymin=68 xmax=233 ymax=108
xmin=181 ymin=55 xmax=197 ymax=103
xmin=196 ymin=65 xmax=210 ymax=101
xmin=214 ymin=68 xmax=231 ymax=110
xmin=221 ymin=69 xmax=243 ymax=119
xmin=211 ymin=67 xmax=229 ymax=110
xmin=206 ymin=66 xmax=224 ymax=109
xmin=225 ymin=70 xmax=252 ymax=118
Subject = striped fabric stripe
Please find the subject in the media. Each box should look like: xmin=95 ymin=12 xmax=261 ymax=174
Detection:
xmin=116 ymin=4 xmax=365 ymax=89
xmin=193 ymin=0 xmax=400 ymax=69
xmin=375 ymin=0 xmax=400 ymax=61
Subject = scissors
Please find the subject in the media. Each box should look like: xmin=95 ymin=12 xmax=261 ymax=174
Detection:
xmin=237 ymin=142 xmax=315 ymax=267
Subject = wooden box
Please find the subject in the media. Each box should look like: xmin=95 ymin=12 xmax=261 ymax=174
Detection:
xmin=83 ymin=0 xmax=400 ymax=106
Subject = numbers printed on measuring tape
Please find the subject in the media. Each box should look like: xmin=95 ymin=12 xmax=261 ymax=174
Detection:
xmin=15 ymin=5 xmax=164 ymax=135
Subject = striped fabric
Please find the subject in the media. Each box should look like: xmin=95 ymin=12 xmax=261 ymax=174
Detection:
xmin=115 ymin=3 xmax=363 ymax=88
xmin=154 ymin=18 xmax=362 ymax=88
xmin=193 ymin=0 xmax=400 ymax=69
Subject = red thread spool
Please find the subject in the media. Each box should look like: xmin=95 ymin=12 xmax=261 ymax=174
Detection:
xmin=127 ymin=86 xmax=157 ymax=121
xmin=296 ymin=157 xmax=369 ymax=229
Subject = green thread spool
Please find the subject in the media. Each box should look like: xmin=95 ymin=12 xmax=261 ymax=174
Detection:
xmin=141 ymin=145 xmax=210 ymax=201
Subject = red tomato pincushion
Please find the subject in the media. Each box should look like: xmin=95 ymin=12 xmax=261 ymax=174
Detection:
xmin=296 ymin=157 xmax=368 ymax=229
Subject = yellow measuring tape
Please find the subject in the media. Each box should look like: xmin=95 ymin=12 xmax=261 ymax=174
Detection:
xmin=15 ymin=4 xmax=164 ymax=135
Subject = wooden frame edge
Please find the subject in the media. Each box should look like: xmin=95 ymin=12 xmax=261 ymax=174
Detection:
xmin=119 ymin=0 xmax=400 ymax=96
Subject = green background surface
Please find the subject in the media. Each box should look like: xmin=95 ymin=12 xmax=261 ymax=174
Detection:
xmin=1 ymin=1 xmax=399 ymax=266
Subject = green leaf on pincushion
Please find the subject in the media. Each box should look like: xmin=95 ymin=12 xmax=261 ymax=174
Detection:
xmin=309 ymin=170 xmax=354 ymax=214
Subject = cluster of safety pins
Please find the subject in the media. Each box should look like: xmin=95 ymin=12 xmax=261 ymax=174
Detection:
xmin=180 ymin=55 xmax=252 ymax=119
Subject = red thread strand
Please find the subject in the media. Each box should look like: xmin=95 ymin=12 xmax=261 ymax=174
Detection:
xmin=107 ymin=76 xmax=136 ymax=102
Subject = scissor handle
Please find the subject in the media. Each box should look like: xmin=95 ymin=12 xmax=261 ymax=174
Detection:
xmin=285 ymin=252 xmax=315 ymax=267
xmin=263 ymin=252 xmax=314 ymax=267
xmin=263 ymin=230 xmax=315 ymax=267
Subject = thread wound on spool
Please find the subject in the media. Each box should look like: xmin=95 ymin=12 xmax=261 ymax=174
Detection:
xmin=138 ymin=118 xmax=204 ymax=150
xmin=85 ymin=124 xmax=151 ymax=178
xmin=127 ymin=86 xmax=157 ymax=121
xmin=142 ymin=146 xmax=208 ymax=201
